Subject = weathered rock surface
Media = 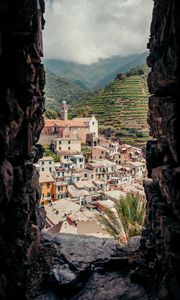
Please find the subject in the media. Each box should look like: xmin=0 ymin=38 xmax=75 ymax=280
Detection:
xmin=139 ymin=0 xmax=180 ymax=299
xmin=28 ymin=234 xmax=147 ymax=300
xmin=0 ymin=1 xmax=45 ymax=299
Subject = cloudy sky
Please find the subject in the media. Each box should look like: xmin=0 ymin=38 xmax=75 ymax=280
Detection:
xmin=44 ymin=0 xmax=153 ymax=65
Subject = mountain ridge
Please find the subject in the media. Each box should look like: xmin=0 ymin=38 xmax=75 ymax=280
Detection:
xmin=44 ymin=51 xmax=147 ymax=91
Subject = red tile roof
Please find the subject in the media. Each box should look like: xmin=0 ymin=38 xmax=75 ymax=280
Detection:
xmin=44 ymin=118 xmax=91 ymax=128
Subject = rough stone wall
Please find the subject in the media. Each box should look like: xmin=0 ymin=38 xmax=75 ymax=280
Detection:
xmin=0 ymin=1 xmax=45 ymax=299
xmin=140 ymin=0 xmax=180 ymax=298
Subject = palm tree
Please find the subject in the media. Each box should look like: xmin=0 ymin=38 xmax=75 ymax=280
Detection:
xmin=97 ymin=194 xmax=146 ymax=244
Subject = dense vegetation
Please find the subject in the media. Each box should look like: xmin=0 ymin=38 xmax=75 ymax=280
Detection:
xmin=43 ymin=144 xmax=60 ymax=162
xmin=97 ymin=194 xmax=146 ymax=244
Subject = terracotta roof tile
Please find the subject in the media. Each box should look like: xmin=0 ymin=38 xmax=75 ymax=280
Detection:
xmin=44 ymin=118 xmax=90 ymax=128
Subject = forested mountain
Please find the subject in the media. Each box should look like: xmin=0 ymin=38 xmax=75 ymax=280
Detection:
xmin=45 ymin=69 xmax=89 ymax=113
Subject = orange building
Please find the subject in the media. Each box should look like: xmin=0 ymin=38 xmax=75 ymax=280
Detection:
xmin=55 ymin=180 xmax=68 ymax=200
xmin=39 ymin=171 xmax=56 ymax=205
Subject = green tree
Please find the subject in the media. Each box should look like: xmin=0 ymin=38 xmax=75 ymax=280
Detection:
xmin=45 ymin=109 xmax=58 ymax=119
xmin=97 ymin=194 xmax=146 ymax=244
xmin=43 ymin=144 xmax=60 ymax=162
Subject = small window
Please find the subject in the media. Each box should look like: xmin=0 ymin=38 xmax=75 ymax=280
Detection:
xmin=49 ymin=167 xmax=52 ymax=172
xmin=92 ymin=122 xmax=95 ymax=125
xmin=59 ymin=141 xmax=61 ymax=144
xmin=47 ymin=183 xmax=50 ymax=188
xmin=42 ymin=167 xmax=44 ymax=171
xmin=49 ymin=161 xmax=52 ymax=164
xmin=59 ymin=147 xmax=61 ymax=150
xmin=42 ymin=161 xmax=44 ymax=165
xmin=68 ymin=141 xmax=71 ymax=144
xmin=68 ymin=147 xmax=71 ymax=150
xmin=84 ymin=173 xmax=87 ymax=178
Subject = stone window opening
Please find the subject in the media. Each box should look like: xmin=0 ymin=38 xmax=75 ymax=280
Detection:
xmin=0 ymin=1 xmax=180 ymax=300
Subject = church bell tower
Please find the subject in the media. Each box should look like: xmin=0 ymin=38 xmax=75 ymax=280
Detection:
xmin=61 ymin=101 xmax=68 ymax=120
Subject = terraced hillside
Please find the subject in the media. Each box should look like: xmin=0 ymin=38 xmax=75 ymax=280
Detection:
xmin=70 ymin=75 xmax=149 ymax=146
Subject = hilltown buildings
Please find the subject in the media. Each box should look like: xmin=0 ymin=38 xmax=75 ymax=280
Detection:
xmin=37 ymin=110 xmax=146 ymax=237
xmin=36 ymin=139 xmax=146 ymax=204
xmin=87 ymin=160 xmax=117 ymax=181
xmin=36 ymin=137 xmax=146 ymax=237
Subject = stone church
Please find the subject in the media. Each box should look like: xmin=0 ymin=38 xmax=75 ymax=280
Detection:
xmin=42 ymin=101 xmax=98 ymax=144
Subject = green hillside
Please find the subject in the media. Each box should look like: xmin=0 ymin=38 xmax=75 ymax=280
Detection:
xmin=45 ymin=69 xmax=89 ymax=113
xmin=70 ymin=74 xmax=149 ymax=146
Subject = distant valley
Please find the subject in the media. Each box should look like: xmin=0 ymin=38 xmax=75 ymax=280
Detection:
xmin=44 ymin=52 xmax=147 ymax=91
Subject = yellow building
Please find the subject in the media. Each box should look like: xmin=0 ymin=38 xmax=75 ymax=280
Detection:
xmin=39 ymin=171 xmax=56 ymax=205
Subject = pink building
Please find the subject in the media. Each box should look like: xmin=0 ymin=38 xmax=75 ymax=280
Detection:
xmin=91 ymin=146 xmax=109 ymax=160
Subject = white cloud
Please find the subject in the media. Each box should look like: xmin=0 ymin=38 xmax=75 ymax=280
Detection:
xmin=43 ymin=0 xmax=153 ymax=65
